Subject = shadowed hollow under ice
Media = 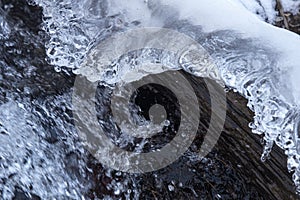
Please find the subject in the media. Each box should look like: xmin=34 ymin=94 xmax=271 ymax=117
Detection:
xmin=2 ymin=0 xmax=300 ymax=197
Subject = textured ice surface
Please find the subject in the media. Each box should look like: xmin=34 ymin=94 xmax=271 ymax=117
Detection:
xmin=27 ymin=0 xmax=300 ymax=193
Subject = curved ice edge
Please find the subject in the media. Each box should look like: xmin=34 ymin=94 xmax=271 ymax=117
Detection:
xmin=32 ymin=0 xmax=300 ymax=193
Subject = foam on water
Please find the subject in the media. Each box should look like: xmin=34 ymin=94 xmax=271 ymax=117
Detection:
xmin=28 ymin=0 xmax=300 ymax=193
xmin=0 ymin=6 xmax=10 ymax=39
xmin=0 ymin=1 xmax=143 ymax=198
xmin=0 ymin=99 xmax=86 ymax=199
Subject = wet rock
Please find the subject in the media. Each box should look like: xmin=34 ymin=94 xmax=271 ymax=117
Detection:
xmin=1 ymin=1 xmax=300 ymax=199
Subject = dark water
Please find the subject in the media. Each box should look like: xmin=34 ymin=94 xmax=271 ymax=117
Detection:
xmin=0 ymin=0 xmax=298 ymax=199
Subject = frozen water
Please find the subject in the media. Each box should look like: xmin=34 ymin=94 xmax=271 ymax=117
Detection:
xmin=4 ymin=0 xmax=300 ymax=195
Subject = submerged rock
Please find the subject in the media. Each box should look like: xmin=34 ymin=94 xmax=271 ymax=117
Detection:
xmin=0 ymin=0 xmax=299 ymax=199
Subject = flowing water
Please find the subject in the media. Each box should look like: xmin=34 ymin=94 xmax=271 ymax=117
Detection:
xmin=1 ymin=0 xmax=300 ymax=199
